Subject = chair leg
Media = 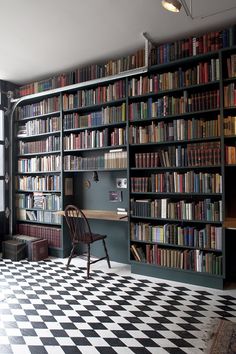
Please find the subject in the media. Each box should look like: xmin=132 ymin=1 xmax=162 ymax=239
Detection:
xmin=87 ymin=244 xmax=91 ymax=279
xmin=103 ymin=239 xmax=111 ymax=268
xmin=67 ymin=245 xmax=76 ymax=269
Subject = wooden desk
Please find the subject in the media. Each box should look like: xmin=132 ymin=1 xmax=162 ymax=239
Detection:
xmin=57 ymin=209 xmax=128 ymax=221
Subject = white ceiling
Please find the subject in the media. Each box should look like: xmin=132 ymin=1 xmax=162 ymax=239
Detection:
xmin=1 ymin=0 xmax=236 ymax=85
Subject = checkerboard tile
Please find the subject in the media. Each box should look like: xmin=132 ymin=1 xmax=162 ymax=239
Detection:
xmin=0 ymin=259 xmax=236 ymax=353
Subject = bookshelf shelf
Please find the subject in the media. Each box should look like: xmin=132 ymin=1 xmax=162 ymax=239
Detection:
xmin=224 ymin=135 xmax=236 ymax=139
xmin=64 ymin=145 xmax=127 ymax=153
xmin=16 ymin=111 xmax=61 ymax=122
xmin=129 ymin=137 xmax=220 ymax=147
xmin=17 ymin=219 xmax=61 ymax=226
xmin=223 ymin=77 xmax=236 ymax=83
xmin=130 ymin=260 xmax=224 ymax=279
xmin=17 ymin=189 xmax=61 ymax=193
xmin=17 ymin=171 xmax=61 ymax=175
xmin=130 ymin=192 xmax=222 ymax=197
xmin=128 ymin=80 xmax=220 ymax=102
xmin=149 ymin=51 xmax=219 ymax=72
xmin=130 ymin=165 xmax=221 ymax=171
xmin=64 ymin=168 xmax=127 ymax=173
xmin=224 ymin=106 xmax=236 ymax=110
xmin=130 ymin=239 xmax=223 ymax=253
xmin=130 ymin=216 xmax=222 ymax=224
xmin=64 ymin=121 xmax=126 ymax=133
xmin=63 ymin=98 xmax=126 ymax=114
xmin=18 ymin=150 xmax=61 ymax=157
xmin=129 ymin=108 xmax=220 ymax=124
xmin=17 ymin=207 xmax=61 ymax=213
xmin=17 ymin=131 xmax=61 ymax=140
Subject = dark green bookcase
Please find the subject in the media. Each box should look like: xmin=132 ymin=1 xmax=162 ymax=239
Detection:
xmin=127 ymin=51 xmax=225 ymax=288
xmin=11 ymin=77 xmax=132 ymax=261
xmin=10 ymin=38 xmax=236 ymax=288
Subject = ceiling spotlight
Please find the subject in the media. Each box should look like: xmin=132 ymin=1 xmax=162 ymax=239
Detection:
xmin=162 ymin=0 xmax=182 ymax=13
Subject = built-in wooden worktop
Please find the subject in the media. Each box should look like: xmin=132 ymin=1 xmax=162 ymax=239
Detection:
xmin=57 ymin=209 xmax=128 ymax=221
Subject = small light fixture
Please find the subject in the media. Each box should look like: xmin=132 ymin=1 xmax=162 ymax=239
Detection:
xmin=93 ymin=171 xmax=99 ymax=183
xmin=162 ymin=0 xmax=182 ymax=12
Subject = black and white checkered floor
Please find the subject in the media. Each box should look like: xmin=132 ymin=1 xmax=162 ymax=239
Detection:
xmin=0 ymin=258 xmax=236 ymax=354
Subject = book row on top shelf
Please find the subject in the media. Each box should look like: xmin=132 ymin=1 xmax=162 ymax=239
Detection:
xmin=150 ymin=26 xmax=235 ymax=66
xmin=16 ymin=24 xmax=236 ymax=98
xmin=17 ymin=49 xmax=145 ymax=97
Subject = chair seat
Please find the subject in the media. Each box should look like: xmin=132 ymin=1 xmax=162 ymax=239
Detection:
xmin=72 ymin=233 xmax=106 ymax=244
xmin=90 ymin=233 xmax=107 ymax=243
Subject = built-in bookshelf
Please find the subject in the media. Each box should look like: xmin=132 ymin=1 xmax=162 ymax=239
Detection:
xmin=14 ymin=95 xmax=64 ymax=255
xmin=62 ymin=79 xmax=128 ymax=173
xmin=13 ymin=79 xmax=129 ymax=259
xmin=128 ymin=44 xmax=227 ymax=288
xmin=11 ymin=23 xmax=236 ymax=287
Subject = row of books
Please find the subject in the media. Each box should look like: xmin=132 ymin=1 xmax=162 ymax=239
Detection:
xmin=16 ymin=115 xmax=235 ymax=142
xmin=133 ymin=142 xmax=221 ymax=168
xmin=226 ymin=54 xmax=236 ymax=78
xmin=17 ymin=49 xmax=145 ymax=97
xmin=131 ymin=172 xmax=222 ymax=194
xmin=63 ymin=104 xmax=126 ymax=129
xmin=16 ymin=193 xmax=61 ymax=210
xmin=129 ymin=117 xmax=220 ymax=144
xmin=17 ymin=208 xmax=61 ymax=224
xmin=150 ymin=26 xmax=235 ymax=65
xmin=224 ymin=83 xmax=236 ymax=107
xmin=16 ymin=175 xmax=61 ymax=191
xmin=131 ymin=243 xmax=223 ymax=275
xmin=225 ymin=146 xmax=236 ymax=165
xmin=131 ymin=198 xmax=222 ymax=222
xmin=224 ymin=116 xmax=236 ymax=136
xmin=129 ymin=90 xmax=220 ymax=121
xmin=17 ymin=116 xmax=60 ymax=138
xmin=62 ymin=80 xmax=126 ymax=109
xmin=17 ymin=97 xmax=60 ymax=119
xmin=63 ymin=128 xmax=127 ymax=150
xmin=129 ymin=59 xmax=220 ymax=96
xmin=18 ymin=144 xmax=221 ymax=172
xmin=18 ymin=136 xmax=60 ymax=155
xmin=130 ymin=222 xmax=222 ymax=251
xmin=64 ymin=150 xmax=127 ymax=170
xmin=18 ymin=223 xmax=61 ymax=248
xmin=17 ymin=25 xmax=236 ymax=98
xmin=18 ymin=155 xmax=61 ymax=173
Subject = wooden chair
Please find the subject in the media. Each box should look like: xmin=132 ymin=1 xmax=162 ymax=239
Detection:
xmin=64 ymin=205 xmax=111 ymax=278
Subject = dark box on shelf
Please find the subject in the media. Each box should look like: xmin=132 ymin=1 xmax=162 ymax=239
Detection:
xmin=2 ymin=240 xmax=26 ymax=261
xmin=31 ymin=239 xmax=48 ymax=261
xmin=12 ymin=234 xmax=39 ymax=261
